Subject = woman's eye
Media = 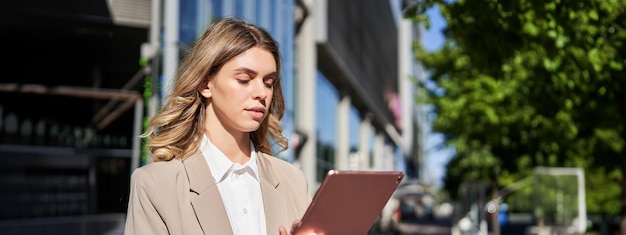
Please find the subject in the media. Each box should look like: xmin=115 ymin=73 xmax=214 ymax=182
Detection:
xmin=264 ymin=78 xmax=275 ymax=88
xmin=237 ymin=79 xmax=250 ymax=84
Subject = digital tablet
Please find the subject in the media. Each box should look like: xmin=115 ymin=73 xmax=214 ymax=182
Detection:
xmin=294 ymin=170 xmax=404 ymax=235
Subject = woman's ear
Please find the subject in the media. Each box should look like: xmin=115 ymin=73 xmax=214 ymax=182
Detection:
xmin=199 ymin=80 xmax=212 ymax=98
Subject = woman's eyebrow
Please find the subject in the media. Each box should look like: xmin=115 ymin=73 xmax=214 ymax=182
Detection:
xmin=234 ymin=67 xmax=258 ymax=77
xmin=234 ymin=67 xmax=277 ymax=78
xmin=264 ymin=71 xmax=278 ymax=79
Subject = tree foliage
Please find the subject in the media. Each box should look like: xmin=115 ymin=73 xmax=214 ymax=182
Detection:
xmin=406 ymin=0 xmax=626 ymax=217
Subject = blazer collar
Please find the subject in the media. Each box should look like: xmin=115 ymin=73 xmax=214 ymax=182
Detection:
xmin=183 ymin=151 xmax=233 ymax=235
xmin=256 ymin=152 xmax=279 ymax=188
xmin=183 ymin=150 xmax=288 ymax=235
xmin=184 ymin=150 xmax=279 ymax=192
xmin=257 ymin=152 xmax=289 ymax=234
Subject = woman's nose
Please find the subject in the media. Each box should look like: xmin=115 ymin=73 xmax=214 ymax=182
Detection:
xmin=252 ymin=79 xmax=268 ymax=100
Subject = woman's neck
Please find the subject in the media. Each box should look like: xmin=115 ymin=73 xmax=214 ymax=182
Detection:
xmin=206 ymin=130 xmax=251 ymax=164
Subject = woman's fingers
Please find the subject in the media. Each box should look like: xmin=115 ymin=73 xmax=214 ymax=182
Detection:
xmin=279 ymin=226 xmax=288 ymax=235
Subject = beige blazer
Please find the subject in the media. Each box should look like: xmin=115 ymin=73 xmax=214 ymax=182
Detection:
xmin=124 ymin=150 xmax=311 ymax=235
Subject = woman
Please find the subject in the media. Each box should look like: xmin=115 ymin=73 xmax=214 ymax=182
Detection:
xmin=124 ymin=18 xmax=311 ymax=235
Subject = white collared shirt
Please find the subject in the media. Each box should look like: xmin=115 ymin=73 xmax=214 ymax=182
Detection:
xmin=200 ymin=135 xmax=267 ymax=235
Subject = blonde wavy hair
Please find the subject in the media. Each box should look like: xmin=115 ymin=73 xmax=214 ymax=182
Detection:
xmin=143 ymin=18 xmax=287 ymax=161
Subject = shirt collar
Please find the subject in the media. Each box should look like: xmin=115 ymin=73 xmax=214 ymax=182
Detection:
xmin=200 ymin=134 xmax=260 ymax=183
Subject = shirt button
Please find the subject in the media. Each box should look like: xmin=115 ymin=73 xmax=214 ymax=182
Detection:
xmin=243 ymin=208 xmax=248 ymax=214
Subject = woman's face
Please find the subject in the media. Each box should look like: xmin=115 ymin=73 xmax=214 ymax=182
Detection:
xmin=202 ymin=46 xmax=276 ymax=134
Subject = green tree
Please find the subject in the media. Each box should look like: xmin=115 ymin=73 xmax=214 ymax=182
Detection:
xmin=406 ymin=0 xmax=626 ymax=232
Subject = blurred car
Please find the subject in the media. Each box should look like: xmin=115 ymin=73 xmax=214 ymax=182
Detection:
xmin=372 ymin=180 xmax=435 ymax=234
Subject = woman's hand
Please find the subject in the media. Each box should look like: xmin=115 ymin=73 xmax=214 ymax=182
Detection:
xmin=278 ymin=226 xmax=289 ymax=235
xmin=278 ymin=219 xmax=308 ymax=235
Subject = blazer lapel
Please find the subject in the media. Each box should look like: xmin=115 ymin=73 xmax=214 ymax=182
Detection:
xmin=257 ymin=152 xmax=289 ymax=234
xmin=183 ymin=151 xmax=233 ymax=235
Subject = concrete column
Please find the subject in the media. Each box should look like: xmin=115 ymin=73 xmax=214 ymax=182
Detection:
xmin=335 ymin=92 xmax=350 ymax=170
xmin=358 ymin=113 xmax=373 ymax=170
xmin=296 ymin=0 xmax=318 ymax=193
xmin=162 ymin=0 xmax=179 ymax=102
xmin=373 ymin=131 xmax=385 ymax=170
xmin=383 ymin=143 xmax=395 ymax=171
xmin=398 ymin=16 xmax=414 ymax=158
xmin=131 ymin=99 xmax=144 ymax=170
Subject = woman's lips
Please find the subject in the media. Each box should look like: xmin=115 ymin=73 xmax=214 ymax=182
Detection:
xmin=246 ymin=107 xmax=265 ymax=120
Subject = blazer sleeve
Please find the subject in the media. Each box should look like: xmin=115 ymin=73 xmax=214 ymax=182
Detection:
xmin=124 ymin=167 xmax=169 ymax=235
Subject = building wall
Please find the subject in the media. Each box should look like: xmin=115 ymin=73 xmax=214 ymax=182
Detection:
xmin=317 ymin=0 xmax=399 ymax=133
xmin=296 ymin=0 xmax=421 ymax=188
xmin=0 ymin=1 xmax=147 ymax=233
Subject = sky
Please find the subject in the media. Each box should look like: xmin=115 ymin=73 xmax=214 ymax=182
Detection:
xmin=423 ymin=5 xmax=446 ymax=52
